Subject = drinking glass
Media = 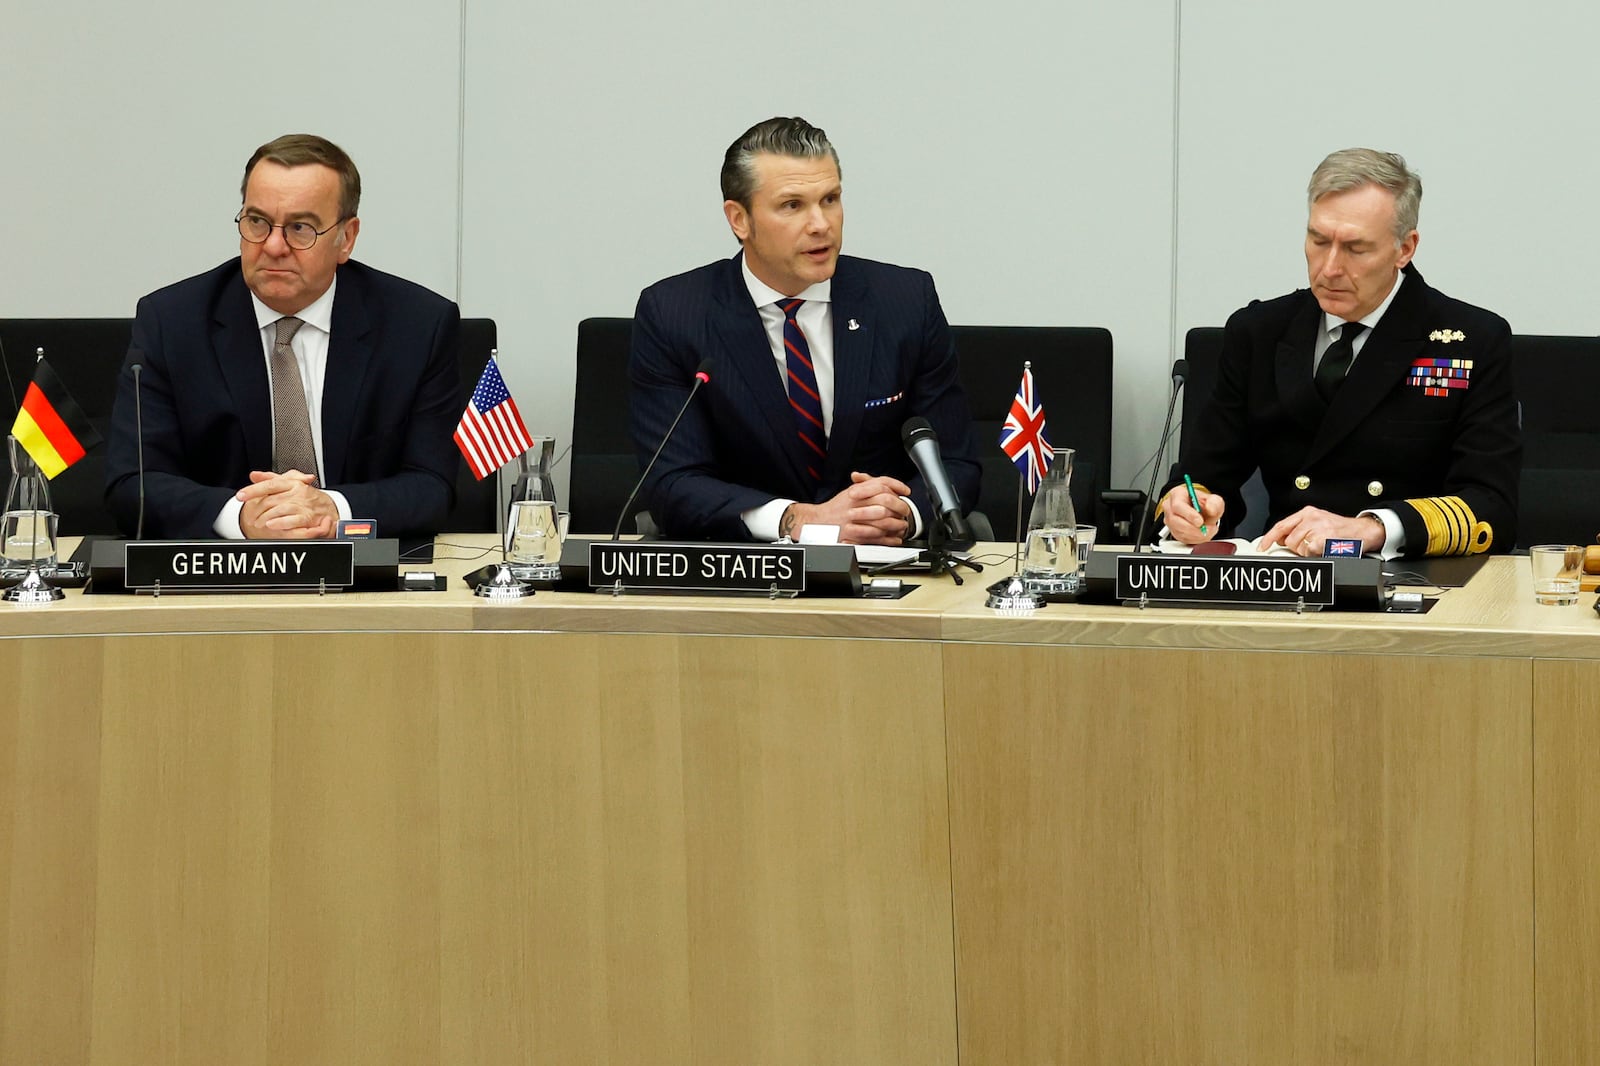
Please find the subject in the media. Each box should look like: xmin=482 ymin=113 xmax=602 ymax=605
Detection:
xmin=1529 ymin=544 xmax=1583 ymax=606
xmin=1073 ymin=523 xmax=1098 ymax=587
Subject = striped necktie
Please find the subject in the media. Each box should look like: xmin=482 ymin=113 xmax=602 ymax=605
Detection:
xmin=780 ymin=299 xmax=826 ymax=484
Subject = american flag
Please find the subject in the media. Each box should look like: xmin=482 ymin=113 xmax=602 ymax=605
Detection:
xmin=999 ymin=365 xmax=1053 ymax=494
xmin=454 ymin=355 xmax=533 ymax=480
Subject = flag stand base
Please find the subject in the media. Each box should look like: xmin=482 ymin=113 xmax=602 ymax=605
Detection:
xmin=474 ymin=563 xmax=531 ymax=600
xmin=3 ymin=567 xmax=64 ymax=604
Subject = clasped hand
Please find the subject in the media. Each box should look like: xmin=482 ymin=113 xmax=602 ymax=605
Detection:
xmin=236 ymin=469 xmax=338 ymax=539
xmin=787 ymin=472 xmax=915 ymax=545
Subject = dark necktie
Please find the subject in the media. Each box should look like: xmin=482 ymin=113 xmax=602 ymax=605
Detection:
xmin=271 ymin=316 xmax=319 ymax=477
xmin=779 ymin=299 xmax=826 ymax=484
xmin=1315 ymin=321 xmax=1367 ymax=400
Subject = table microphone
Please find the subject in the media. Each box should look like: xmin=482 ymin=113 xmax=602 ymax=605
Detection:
xmin=901 ymin=417 xmax=973 ymax=548
xmin=1133 ymin=357 xmax=1188 ymax=553
xmin=612 ymin=358 xmax=713 ymax=540
xmin=129 ymin=353 xmax=147 ymax=541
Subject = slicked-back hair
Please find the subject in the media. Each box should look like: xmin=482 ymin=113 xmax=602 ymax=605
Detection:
xmin=720 ymin=117 xmax=840 ymax=208
xmin=241 ymin=134 xmax=362 ymax=220
xmin=1307 ymin=147 xmax=1421 ymax=244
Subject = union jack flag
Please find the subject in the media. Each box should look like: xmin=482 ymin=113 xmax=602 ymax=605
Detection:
xmin=454 ymin=355 xmax=533 ymax=480
xmin=999 ymin=365 xmax=1053 ymax=494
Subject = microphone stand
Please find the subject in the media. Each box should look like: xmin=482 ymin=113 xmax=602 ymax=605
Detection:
xmin=1133 ymin=364 xmax=1187 ymax=553
xmin=919 ymin=513 xmax=984 ymax=586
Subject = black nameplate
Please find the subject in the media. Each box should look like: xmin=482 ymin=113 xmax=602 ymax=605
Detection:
xmin=587 ymin=541 xmax=806 ymax=593
xmin=1115 ymin=553 xmax=1337 ymax=607
xmin=124 ymin=541 xmax=356 ymax=591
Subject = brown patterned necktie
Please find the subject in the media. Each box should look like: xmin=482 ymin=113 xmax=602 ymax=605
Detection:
xmin=271 ymin=316 xmax=319 ymax=477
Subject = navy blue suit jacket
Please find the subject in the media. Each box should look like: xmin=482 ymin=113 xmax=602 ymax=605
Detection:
xmin=105 ymin=258 xmax=461 ymax=539
xmin=628 ymin=253 xmax=980 ymax=541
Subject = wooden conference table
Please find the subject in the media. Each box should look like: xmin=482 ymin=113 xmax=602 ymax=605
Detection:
xmin=1 ymin=538 xmax=1596 ymax=1066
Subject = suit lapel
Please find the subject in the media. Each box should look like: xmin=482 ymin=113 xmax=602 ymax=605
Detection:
xmin=1274 ymin=295 xmax=1326 ymax=429
xmin=823 ymin=258 xmax=870 ymax=487
xmin=711 ymin=256 xmax=811 ymax=490
xmin=212 ymin=271 xmax=273 ymax=469
xmin=320 ymin=267 xmax=374 ymax=483
xmin=1306 ymin=269 xmax=1427 ymax=464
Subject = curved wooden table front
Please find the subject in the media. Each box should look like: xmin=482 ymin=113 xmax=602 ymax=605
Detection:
xmin=1 ymin=540 xmax=1595 ymax=1065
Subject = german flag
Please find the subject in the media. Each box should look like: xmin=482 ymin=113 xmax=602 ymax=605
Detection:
xmin=11 ymin=359 xmax=102 ymax=479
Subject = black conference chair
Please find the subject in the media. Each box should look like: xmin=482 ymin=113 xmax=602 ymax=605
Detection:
xmin=0 ymin=318 xmax=129 ymax=535
xmin=571 ymin=319 xmax=1113 ymax=542
xmin=569 ymin=318 xmax=642 ymax=535
xmin=1511 ymin=334 xmax=1600 ymax=547
xmin=953 ymin=325 xmax=1113 ymax=542
xmin=1178 ymin=326 xmax=1269 ymax=540
xmin=1 ymin=316 xmax=500 ymax=538
xmin=443 ymin=318 xmax=500 ymax=533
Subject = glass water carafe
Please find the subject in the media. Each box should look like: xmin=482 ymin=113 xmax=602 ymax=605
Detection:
xmin=505 ymin=436 xmax=558 ymax=553
xmin=2 ymin=435 xmax=58 ymax=570
xmin=1021 ymin=447 xmax=1076 ymax=584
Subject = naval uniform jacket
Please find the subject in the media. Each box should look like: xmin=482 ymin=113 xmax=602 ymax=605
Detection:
xmin=1177 ymin=265 xmax=1520 ymax=556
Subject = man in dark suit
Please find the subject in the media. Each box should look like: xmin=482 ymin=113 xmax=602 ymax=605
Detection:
xmin=1163 ymin=148 xmax=1520 ymax=557
xmin=105 ymin=134 xmax=459 ymax=540
xmin=628 ymin=116 xmax=978 ymax=544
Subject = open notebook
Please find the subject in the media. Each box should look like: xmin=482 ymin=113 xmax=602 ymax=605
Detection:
xmin=1156 ymin=537 xmax=1301 ymax=557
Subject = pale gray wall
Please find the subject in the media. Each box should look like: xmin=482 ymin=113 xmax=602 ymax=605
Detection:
xmin=4 ymin=1 xmax=1594 ymax=501
xmin=0 ymin=0 xmax=462 ymax=312
xmin=1175 ymin=2 xmax=1600 ymax=338
xmin=460 ymin=0 xmax=1176 ymax=493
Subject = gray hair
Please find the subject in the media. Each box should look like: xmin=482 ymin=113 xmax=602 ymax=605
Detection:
xmin=1307 ymin=148 xmax=1421 ymax=243
xmin=720 ymin=117 xmax=841 ymax=208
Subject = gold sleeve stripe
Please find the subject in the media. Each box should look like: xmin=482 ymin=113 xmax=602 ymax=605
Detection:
xmin=1403 ymin=495 xmax=1493 ymax=555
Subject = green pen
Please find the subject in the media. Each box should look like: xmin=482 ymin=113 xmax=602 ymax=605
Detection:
xmin=1183 ymin=474 xmax=1207 ymax=534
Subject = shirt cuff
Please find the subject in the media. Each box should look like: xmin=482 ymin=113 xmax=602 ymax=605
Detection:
xmin=742 ymin=498 xmax=794 ymax=541
xmin=213 ymin=497 xmax=245 ymax=539
xmin=904 ymin=498 xmax=922 ymax=539
xmin=326 ymin=490 xmax=353 ymax=523
xmin=1361 ymin=508 xmax=1405 ymax=559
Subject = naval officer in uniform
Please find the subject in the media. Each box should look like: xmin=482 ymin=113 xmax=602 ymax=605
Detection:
xmin=1161 ymin=148 xmax=1520 ymax=557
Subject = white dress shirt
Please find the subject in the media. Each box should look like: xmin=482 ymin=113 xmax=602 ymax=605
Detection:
xmin=736 ymin=258 xmax=921 ymax=541
xmin=1316 ymin=270 xmax=1405 ymax=557
xmin=212 ymin=279 xmax=352 ymax=537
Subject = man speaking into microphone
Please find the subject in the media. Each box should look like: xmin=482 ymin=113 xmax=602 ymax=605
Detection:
xmin=627 ymin=116 xmax=979 ymax=544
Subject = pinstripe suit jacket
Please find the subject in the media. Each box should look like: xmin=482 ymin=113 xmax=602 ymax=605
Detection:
xmin=627 ymin=253 xmax=979 ymax=541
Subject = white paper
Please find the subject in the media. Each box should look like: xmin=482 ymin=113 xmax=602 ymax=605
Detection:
xmin=854 ymin=545 xmax=923 ymax=566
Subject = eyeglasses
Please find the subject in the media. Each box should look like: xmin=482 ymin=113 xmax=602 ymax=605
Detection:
xmin=235 ymin=211 xmax=347 ymax=250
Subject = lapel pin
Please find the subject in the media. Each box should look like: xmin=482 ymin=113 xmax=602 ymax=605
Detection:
xmin=848 ymin=319 xmax=860 ymax=331
xmin=1428 ymin=328 xmax=1466 ymax=343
